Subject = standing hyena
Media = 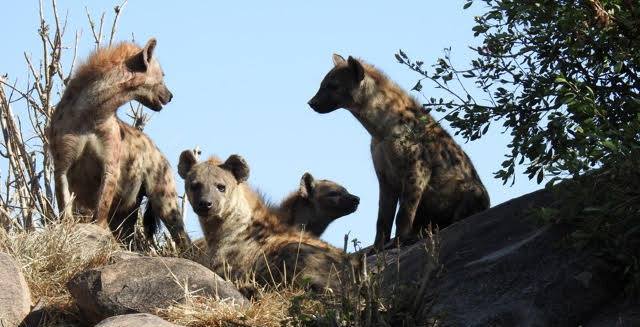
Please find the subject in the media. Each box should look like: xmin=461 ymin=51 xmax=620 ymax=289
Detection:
xmin=276 ymin=172 xmax=360 ymax=237
xmin=178 ymin=150 xmax=356 ymax=291
xmin=308 ymin=54 xmax=490 ymax=250
xmin=47 ymin=39 xmax=190 ymax=248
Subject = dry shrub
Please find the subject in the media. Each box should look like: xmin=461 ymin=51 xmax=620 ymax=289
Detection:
xmin=0 ymin=219 xmax=119 ymax=305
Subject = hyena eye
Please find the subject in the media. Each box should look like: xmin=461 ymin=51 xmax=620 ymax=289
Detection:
xmin=216 ymin=184 xmax=226 ymax=193
xmin=326 ymin=191 xmax=341 ymax=197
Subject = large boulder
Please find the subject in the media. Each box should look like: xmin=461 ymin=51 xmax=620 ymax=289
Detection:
xmin=0 ymin=252 xmax=31 ymax=327
xmin=95 ymin=313 xmax=182 ymax=327
xmin=68 ymin=256 xmax=247 ymax=323
xmin=370 ymin=189 xmax=633 ymax=326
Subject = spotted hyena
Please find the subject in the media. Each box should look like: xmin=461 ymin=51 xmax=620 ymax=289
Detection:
xmin=308 ymin=54 xmax=490 ymax=250
xmin=178 ymin=150 xmax=356 ymax=291
xmin=47 ymin=39 xmax=190 ymax=248
xmin=276 ymin=172 xmax=359 ymax=237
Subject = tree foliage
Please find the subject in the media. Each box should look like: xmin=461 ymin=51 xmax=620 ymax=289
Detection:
xmin=397 ymin=0 xmax=640 ymax=185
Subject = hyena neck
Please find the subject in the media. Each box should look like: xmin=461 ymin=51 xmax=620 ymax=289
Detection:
xmin=58 ymin=72 xmax=133 ymax=123
xmin=351 ymin=75 xmax=430 ymax=140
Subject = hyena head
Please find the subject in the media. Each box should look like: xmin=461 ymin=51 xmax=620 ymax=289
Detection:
xmin=178 ymin=150 xmax=250 ymax=220
xmin=299 ymin=172 xmax=360 ymax=222
xmin=308 ymin=54 xmax=365 ymax=114
xmin=125 ymin=38 xmax=173 ymax=111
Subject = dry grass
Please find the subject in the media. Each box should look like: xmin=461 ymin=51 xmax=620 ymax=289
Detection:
xmin=158 ymin=289 xmax=307 ymax=327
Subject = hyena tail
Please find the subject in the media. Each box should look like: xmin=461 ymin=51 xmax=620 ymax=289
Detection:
xmin=143 ymin=201 xmax=161 ymax=240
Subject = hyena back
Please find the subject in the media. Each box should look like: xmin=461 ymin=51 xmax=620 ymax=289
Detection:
xmin=308 ymin=54 xmax=490 ymax=250
xmin=276 ymin=172 xmax=359 ymax=236
xmin=178 ymin=150 xmax=357 ymax=291
xmin=47 ymin=39 xmax=190 ymax=248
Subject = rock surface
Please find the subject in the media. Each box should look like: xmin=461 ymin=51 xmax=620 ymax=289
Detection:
xmin=68 ymin=256 xmax=247 ymax=323
xmin=0 ymin=252 xmax=31 ymax=327
xmin=95 ymin=313 xmax=182 ymax=327
xmin=369 ymin=189 xmax=636 ymax=326
xmin=76 ymin=223 xmax=116 ymax=252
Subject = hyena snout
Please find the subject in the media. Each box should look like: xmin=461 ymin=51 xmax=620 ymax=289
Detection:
xmin=307 ymin=94 xmax=334 ymax=114
xmin=344 ymin=194 xmax=360 ymax=211
xmin=158 ymin=84 xmax=173 ymax=104
xmin=196 ymin=199 xmax=213 ymax=212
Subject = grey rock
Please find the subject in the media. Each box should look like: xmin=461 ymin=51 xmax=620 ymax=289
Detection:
xmin=94 ymin=313 xmax=182 ymax=327
xmin=368 ymin=189 xmax=632 ymax=326
xmin=0 ymin=252 xmax=31 ymax=327
xmin=68 ymin=256 xmax=248 ymax=323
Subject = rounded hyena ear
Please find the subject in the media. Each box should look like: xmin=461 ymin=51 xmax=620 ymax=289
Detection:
xmin=332 ymin=53 xmax=346 ymax=67
xmin=222 ymin=155 xmax=250 ymax=183
xmin=178 ymin=149 xmax=198 ymax=179
xmin=125 ymin=38 xmax=157 ymax=73
xmin=347 ymin=56 xmax=365 ymax=82
xmin=142 ymin=38 xmax=157 ymax=65
xmin=299 ymin=172 xmax=316 ymax=198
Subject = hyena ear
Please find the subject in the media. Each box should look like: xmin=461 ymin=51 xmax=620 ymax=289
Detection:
xmin=178 ymin=149 xmax=198 ymax=179
xmin=347 ymin=56 xmax=365 ymax=82
xmin=332 ymin=53 xmax=346 ymax=67
xmin=299 ymin=172 xmax=316 ymax=198
xmin=142 ymin=38 xmax=157 ymax=66
xmin=222 ymin=155 xmax=250 ymax=183
xmin=125 ymin=38 xmax=157 ymax=73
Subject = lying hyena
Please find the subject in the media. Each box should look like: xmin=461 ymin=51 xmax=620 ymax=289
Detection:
xmin=178 ymin=150 xmax=357 ymax=291
xmin=276 ymin=172 xmax=360 ymax=236
xmin=47 ymin=39 xmax=190 ymax=248
xmin=308 ymin=54 xmax=490 ymax=250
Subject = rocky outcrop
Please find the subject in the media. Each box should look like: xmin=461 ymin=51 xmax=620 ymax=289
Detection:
xmin=0 ymin=252 xmax=31 ymax=327
xmin=68 ymin=256 xmax=247 ymax=323
xmin=369 ymin=189 xmax=635 ymax=326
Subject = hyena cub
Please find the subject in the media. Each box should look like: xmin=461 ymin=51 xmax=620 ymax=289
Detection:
xmin=47 ymin=39 xmax=190 ymax=248
xmin=178 ymin=150 xmax=356 ymax=291
xmin=276 ymin=172 xmax=359 ymax=236
xmin=308 ymin=54 xmax=490 ymax=250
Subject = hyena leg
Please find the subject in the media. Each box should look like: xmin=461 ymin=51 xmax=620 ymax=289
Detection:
xmin=373 ymin=180 xmax=399 ymax=250
xmin=395 ymin=167 xmax=429 ymax=243
xmin=54 ymin=170 xmax=73 ymax=219
xmin=145 ymin=162 xmax=191 ymax=249
xmin=94 ymin=146 xmax=121 ymax=229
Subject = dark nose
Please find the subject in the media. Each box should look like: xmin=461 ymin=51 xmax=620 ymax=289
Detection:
xmin=308 ymin=98 xmax=318 ymax=109
xmin=350 ymin=195 xmax=360 ymax=205
xmin=197 ymin=200 xmax=212 ymax=210
xmin=167 ymin=90 xmax=173 ymax=102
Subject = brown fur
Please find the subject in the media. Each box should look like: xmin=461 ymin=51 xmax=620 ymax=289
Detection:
xmin=178 ymin=150 xmax=357 ymax=291
xmin=308 ymin=54 xmax=490 ymax=250
xmin=47 ymin=39 xmax=190 ymax=248
xmin=275 ymin=172 xmax=359 ymax=236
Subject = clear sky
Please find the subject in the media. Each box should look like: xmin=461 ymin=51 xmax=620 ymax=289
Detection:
xmin=1 ymin=1 xmax=542 ymax=248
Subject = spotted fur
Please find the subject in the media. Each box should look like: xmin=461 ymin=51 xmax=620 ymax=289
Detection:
xmin=276 ymin=172 xmax=359 ymax=236
xmin=47 ymin=39 xmax=190 ymax=248
xmin=308 ymin=54 xmax=490 ymax=250
xmin=179 ymin=150 xmax=357 ymax=291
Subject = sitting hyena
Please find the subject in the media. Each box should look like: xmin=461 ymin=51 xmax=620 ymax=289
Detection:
xmin=47 ymin=39 xmax=190 ymax=249
xmin=178 ymin=150 xmax=357 ymax=291
xmin=308 ymin=54 xmax=490 ymax=250
xmin=276 ymin=172 xmax=360 ymax=236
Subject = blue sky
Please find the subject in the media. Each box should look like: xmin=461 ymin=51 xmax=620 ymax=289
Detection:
xmin=1 ymin=1 xmax=542 ymax=248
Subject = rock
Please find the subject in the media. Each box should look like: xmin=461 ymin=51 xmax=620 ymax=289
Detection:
xmin=76 ymin=223 xmax=116 ymax=253
xmin=584 ymin=298 xmax=640 ymax=327
xmin=108 ymin=250 xmax=144 ymax=263
xmin=68 ymin=256 xmax=247 ymax=323
xmin=0 ymin=252 xmax=31 ymax=327
xmin=370 ymin=189 xmax=632 ymax=326
xmin=95 ymin=313 xmax=182 ymax=327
